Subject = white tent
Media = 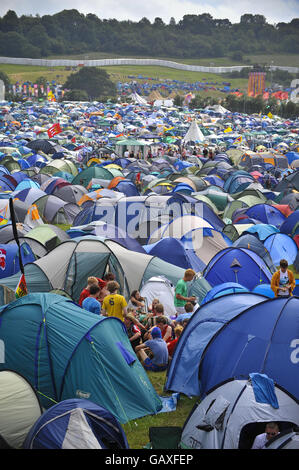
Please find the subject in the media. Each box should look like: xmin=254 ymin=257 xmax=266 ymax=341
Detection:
xmin=182 ymin=121 xmax=205 ymax=143
xmin=140 ymin=276 xmax=176 ymax=317
xmin=0 ymin=370 xmax=42 ymax=448
xmin=130 ymin=92 xmax=148 ymax=106
xmin=180 ymin=376 xmax=299 ymax=449
xmin=153 ymin=99 xmax=174 ymax=108
xmin=205 ymin=104 xmax=230 ymax=114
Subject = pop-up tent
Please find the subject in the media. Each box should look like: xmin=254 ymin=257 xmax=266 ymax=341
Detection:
xmin=24 ymin=398 xmax=129 ymax=449
xmin=180 ymin=374 xmax=299 ymax=449
xmin=0 ymin=293 xmax=162 ymax=423
xmin=0 ymin=370 xmax=43 ymax=449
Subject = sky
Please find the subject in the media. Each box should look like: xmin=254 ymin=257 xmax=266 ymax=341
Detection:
xmin=0 ymin=0 xmax=298 ymax=25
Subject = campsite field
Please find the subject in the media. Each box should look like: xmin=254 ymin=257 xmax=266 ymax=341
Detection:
xmin=122 ymin=370 xmax=198 ymax=449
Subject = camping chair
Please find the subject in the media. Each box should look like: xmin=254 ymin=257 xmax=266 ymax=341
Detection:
xmin=148 ymin=426 xmax=182 ymax=449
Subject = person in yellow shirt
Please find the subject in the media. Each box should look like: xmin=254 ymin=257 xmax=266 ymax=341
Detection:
xmin=270 ymin=259 xmax=295 ymax=298
xmin=101 ymin=281 xmax=127 ymax=321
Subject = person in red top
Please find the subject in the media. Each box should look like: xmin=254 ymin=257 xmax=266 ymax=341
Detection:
xmin=78 ymin=276 xmax=107 ymax=306
xmin=167 ymin=325 xmax=183 ymax=359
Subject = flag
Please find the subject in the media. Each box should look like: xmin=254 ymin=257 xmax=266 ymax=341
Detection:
xmin=71 ymin=136 xmax=76 ymax=143
xmin=9 ymin=199 xmax=28 ymax=299
xmin=15 ymin=273 xmax=28 ymax=299
xmin=267 ymin=112 xmax=273 ymax=119
xmin=224 ymin=127 xmax=233 ymax=133
xmin=233 ymin=136 xmax=242 ymax=144
xmin=47 ymin=123 xmax=62 ymax=138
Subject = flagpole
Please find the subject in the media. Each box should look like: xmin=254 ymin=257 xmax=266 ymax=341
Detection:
xmin=9 ymin=198 xmax=28 ymax=297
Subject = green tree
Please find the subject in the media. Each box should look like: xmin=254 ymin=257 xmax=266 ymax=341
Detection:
xmin=63 ymin=67 xmax=116 ymax=100
xmin=62 ymin=89 xmax=89 ymax=101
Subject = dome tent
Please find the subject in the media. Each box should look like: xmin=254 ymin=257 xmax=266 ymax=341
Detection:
xmin=0 ymin=370 xmax=43 ymax=449
xmin=0 ymin=293 xmax=162 ymax=423
xmin=203 ymin=247 xmax=273 ymax=290
xmin=140 ymin=276 xmax=177 ymax=317
xmin=24 ymin=399 xmax=129 ymax=449
xmin=180 ymin=374 xmax=299 ymax=449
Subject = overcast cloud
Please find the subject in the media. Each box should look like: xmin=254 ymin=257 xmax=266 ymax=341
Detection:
xmin=0 ymin=0 xmax=298 ymax=24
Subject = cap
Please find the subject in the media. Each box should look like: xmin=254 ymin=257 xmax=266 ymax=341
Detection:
xmin=151 ymin=327 xmax=162 ymax=339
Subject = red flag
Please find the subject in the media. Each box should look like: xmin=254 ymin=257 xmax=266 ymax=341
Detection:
xmin=15 ymin=273 xmax=28 ymax=299
xmin=71 ymin=136 xmax=76 ymax=143
xmin=47 ymin=123 xmax=62 ymax=138
xmin=136 ymin=172 xmax=141 ymax=182
xmin=263 ymin=92 xmax=269 ymax=100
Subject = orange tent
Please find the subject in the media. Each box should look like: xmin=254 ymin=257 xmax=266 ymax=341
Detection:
xmin=108 ymin=176 xmax=125 ymax=190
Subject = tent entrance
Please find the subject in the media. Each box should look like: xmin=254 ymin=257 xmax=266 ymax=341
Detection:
xmin=238 ymin=421 xmax=296 ymax=449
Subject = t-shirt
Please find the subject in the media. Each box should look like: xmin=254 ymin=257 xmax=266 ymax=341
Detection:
xmin=145 ymin=338 xmax=168 ymax=366
xmin=278 ymin=270 xmax=289 ymax=296
xmin=174 ymin=279 xmax=188 ymax=307
xmin=102 ymin=294 xmax=127 ymax=321
xmin=251 ymin=433 xmax=268 ymax=449
xmin=82 ymin=297 xmax=101 ymax=315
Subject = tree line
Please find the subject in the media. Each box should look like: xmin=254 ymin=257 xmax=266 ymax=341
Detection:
xmin=0 ymin=9 xmax=298 ymax=59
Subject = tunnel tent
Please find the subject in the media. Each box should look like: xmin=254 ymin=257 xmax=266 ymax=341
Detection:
xmin=0 ymin=370 xmax=43 ymax=449
xmin=180 ymin=375 xmax=299 ymax=449
xmin=0 ymin=294 xmax=162 ymax=423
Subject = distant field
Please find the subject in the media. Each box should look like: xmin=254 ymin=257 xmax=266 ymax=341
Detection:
xmin=0 ymin=62 xmax=251 ymax=97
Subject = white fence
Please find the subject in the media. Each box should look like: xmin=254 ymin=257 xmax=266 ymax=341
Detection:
xmin=0 ymin=56 xmax=298 ymax=74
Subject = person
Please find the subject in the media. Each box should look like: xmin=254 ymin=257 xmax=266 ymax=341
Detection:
xmin=123 ymin=313 xmax=142 ymax=352
xmin=208 ymin=149 xmax=214 ymax=160
xmin=78 ymin=276 xmax=105 ymax=306
xmin=127 ymin=290 xmax=145 ymax=311
xmin=97 ymin=272 xmax=115 ymax=303
xmin=251 ymin=422 xmax=280 ymax=449
xmin=135 ymin=326 xmax=169 ymax=372
xmin=202 ymin=147 xmax=208 ymax=158
xmin=167 ymin=325 xmax=183 ymax=359
xmin=174 ymin=269 xmax=196 ymax=316
xmin=174 ymin=301 xmax=194 ymax=326
xmin=270 ymin=259 xmax=295 ymax=298
xmin=82 ymin=284 xmax=101 ymax=315
xmin=101 ymin=281 xmax=127 ymax=322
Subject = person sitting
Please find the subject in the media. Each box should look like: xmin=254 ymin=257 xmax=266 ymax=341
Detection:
xmin=167 ymin=325 xmax=183 ymax=360
xmin=127 ymin=290 xmax=145 ymax=311
xmin=144 ymin=302 xmax=164 ymax=331
xmin=174 ymin=301 xmax=194 ymax=326
xmin=270 ymin=259 xmax=295 ymax=298
xmin=251 ymin=422 xmax=280 ymax=449
xmin=135 ymin=326 xmax=169 ymax=372
xmin=82 ymin=284 xmax=101 ymax=315
xmin=101 ymin=281 xmax=127 ymax=322
xmin=123 ymin=313 xmax=142 ymax=352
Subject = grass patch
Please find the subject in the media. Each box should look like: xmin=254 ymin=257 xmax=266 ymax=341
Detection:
xmin=288 ymin=265 xmax=299 ymax=279
xmin=122 ymin=370 xmax=198 ymax=449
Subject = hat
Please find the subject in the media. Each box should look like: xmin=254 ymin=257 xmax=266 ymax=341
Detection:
xmin=151 ymin=327 xmax=162 ymax=339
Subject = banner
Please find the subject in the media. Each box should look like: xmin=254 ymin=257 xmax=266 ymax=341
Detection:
xmin=47 ymin=123 xmax=62 ymax=138
xmin=9 ymin=198 xmax=28 ymax=299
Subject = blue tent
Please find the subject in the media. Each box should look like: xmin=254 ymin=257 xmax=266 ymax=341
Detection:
xmin=115 ymin=180 xmax=140 ymax=197
xmin=233 ymin=234 xmax=276 ymax=273
xmin=243 ymin=204 xmax=286 ymax=228
xmin=24 ymin=398 xmax=129 ymax=449
xmin=203 ymin=247 xmax=273 ymax=290
xmin=165 ymin=292 xmax=268 ymax=396
xmin=252 ymin=283 xmax=275 ymax=298
xmin=201 ymin=282 xmax=248 ymax=304
xmin=243 ymin=223 xmax=280 ymax=241
xmin=0 ymin=293 xmax=162 ymax=423
xmin=280 ymin=211 xmax=299 ymax=237
xmin=264 ymin=233 xmax=298 ymax=267
xmin=0 ymin=243 xmax=35 ymax=278
xmin=143 ymin=237 xmax=203 ymax=271
xmin=198 ymin=296 xmax=299 ymax=400
xmin=223 ymin=171 xmax=255 ymax=194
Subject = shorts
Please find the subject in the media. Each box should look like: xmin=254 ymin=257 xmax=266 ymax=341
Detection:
xmin=143 ymin=357 xmax=168 ymax=372
xmin=175 ymin=306 xmax=187 ymax=316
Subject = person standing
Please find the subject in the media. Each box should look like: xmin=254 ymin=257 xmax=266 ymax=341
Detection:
xmin=101 ymin=281 xmax=127 ymax=322
xmin=174 ymin=269 xmax=196 ymax=316
xmin=270 ymin=259 xmax=295 ymax=298
xmin=82 ymin=285 xmax=102 ymax=315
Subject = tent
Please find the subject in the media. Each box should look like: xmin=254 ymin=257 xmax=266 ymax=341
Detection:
xmin=265 ymin=429 xmax=299 ymax=449
xmin=180 ymin=375 xmax=299 ymax=449
xmin=182 ymin=121 xmax=204 ymax=143
xmin=24 ymin=398 xmax=129 ymax=449
xmin=201 ymin=282 xmax=248 ymax=305
xmin=263 ymin=233 xmax=298 ymax=267
xmin=165 ymin=292 xmax=267 ymax=396
xmin=140 ymin=276 xmax=177 ymax=317
xmin=242 ymin=204 xmax=286 ymax=228
xmin=0 ymin=370 xmax=43 ymax=449
xmin=203 ymin=247 xmax=273 ymax=290
xmin=0 ymin=242 xmax=35 ymax=278
xmin=0 ymin=293 xmax=162 ymax=423
xmin=232 ymin=234 xmax=275 ymax=273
